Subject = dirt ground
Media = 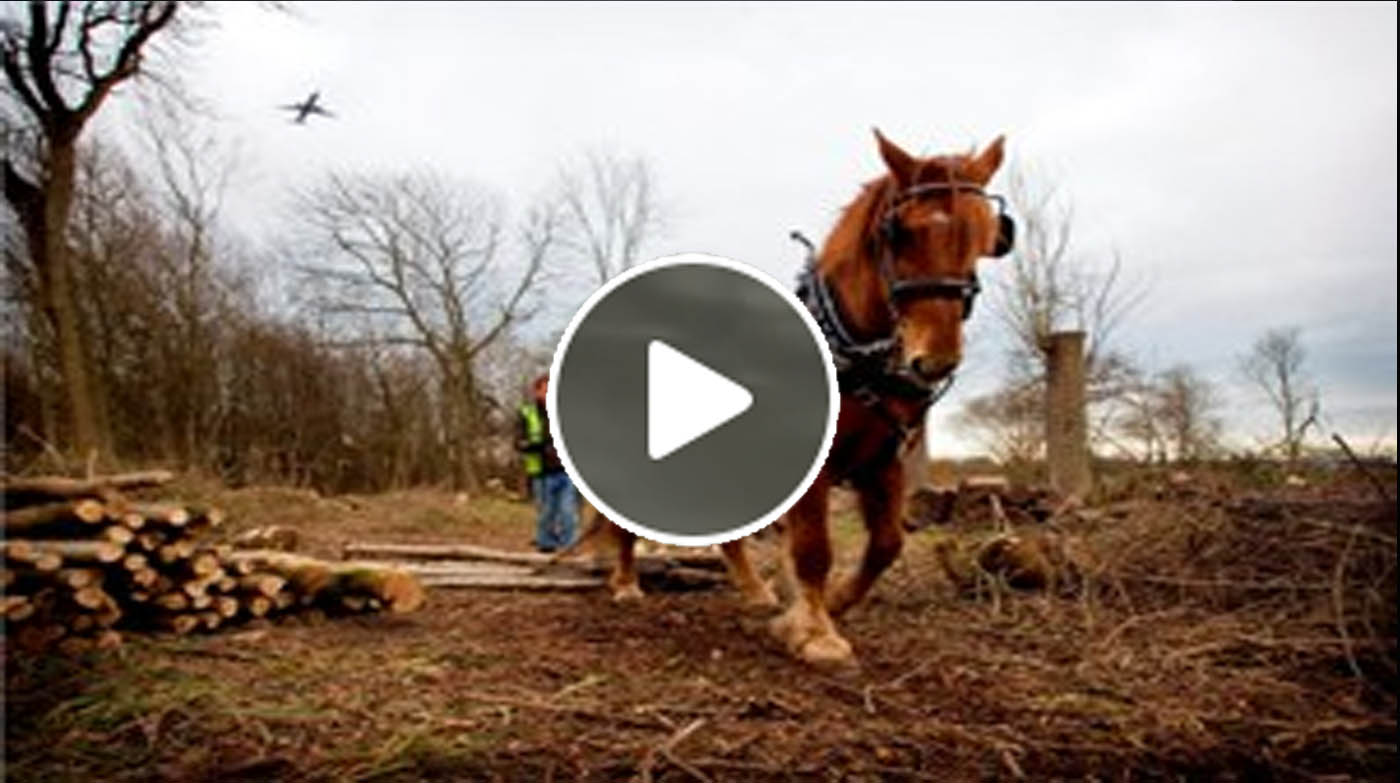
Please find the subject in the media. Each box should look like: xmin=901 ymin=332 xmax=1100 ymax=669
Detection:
xmin=4 ymin=471 xmax=1396 ymax=782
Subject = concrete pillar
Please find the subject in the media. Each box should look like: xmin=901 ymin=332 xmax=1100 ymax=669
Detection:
xmin=1045 ymin=331 xmax=1091 ymax=498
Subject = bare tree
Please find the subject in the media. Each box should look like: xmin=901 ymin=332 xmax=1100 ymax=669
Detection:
xmin=1240 ymin=326 xmax=1320 ymax=465
xmin=1112 ymin=365 xmax=1166 ymax=463
xmin=991 ymin=166 xmax=1147 ymax=395
xmin=966 ymin=165 xmax=1148 ymax=464
xmin=2 ymin=0 xmax=187 ymax=459
xmin=295 ymin=170 xmax=560 ymax=490
xmin=556 ymin=148 xmax=662 ymax=285
xmin=1153 ymin=364 xmax=1223 ymax=462
xmin=955 ymin=380 xmax=1043 ymax=468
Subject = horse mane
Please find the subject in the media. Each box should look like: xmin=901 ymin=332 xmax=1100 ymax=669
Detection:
xmin=819 ymin=176 xmax=888 ymax=273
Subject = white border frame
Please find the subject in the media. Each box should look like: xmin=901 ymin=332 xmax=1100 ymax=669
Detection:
xmin=547 ymin=253 xmax=839 ymax=547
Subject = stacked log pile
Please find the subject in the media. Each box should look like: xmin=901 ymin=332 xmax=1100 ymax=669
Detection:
xmin=2 ymin=472 xmax=422 ymax=655
xmin=339 ymin=541 xmax=732 ymax=592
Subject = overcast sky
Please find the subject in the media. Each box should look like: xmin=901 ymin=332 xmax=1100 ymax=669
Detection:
xmin=162 ymin=1 xmax=1395 ymax=457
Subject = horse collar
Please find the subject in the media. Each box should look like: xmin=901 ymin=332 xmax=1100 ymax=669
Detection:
xmin=791 ymin=236 xmax=956 ymax=416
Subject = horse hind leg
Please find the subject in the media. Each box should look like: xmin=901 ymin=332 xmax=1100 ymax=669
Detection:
xmin=544 ymin=499 xmax=609 ymax=566
xmin=720 ymin=538 xmax=778 ymax=609
xmin=827 ymin=462 xmax=905 ymax=618
xmin=606 ymin=522 xmax=644 ymax=602
xmin=769 ymin=479 xmax=855 ymax=666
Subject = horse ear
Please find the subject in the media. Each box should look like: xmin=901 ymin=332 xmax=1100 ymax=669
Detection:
xmin=873 ymin=128 xmax=916 ymax=187
xmin=966 ymin=135 xmax=1006 ymax=184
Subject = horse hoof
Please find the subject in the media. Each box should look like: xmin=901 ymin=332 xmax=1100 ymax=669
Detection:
xmin=610 ymin=583 xmax=644 ymax=603
xmin=769 ymin=608 xmax=813 ymax=651
xmin=798 ymin=633 xmax=855 ymax=667
xmin=742 ymin=584 xmax=780 ymax=611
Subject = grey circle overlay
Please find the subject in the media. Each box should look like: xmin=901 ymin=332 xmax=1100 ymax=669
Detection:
xmin=549 ymin=254 xmax=837 ymax=546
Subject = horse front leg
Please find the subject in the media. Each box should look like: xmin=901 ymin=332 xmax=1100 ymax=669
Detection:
xmin=720 ymin=538 xmax=778 ymax=609
xmin=769 ymin=475 xmax=855 ymax=666
xmin=827 ymin=460 xmax=905 ymax=617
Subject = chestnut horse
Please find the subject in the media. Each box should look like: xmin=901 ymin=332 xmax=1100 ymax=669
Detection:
xmin=565 ymin=131 xmax=1011 ymax=665
xmin=771 ymin=130 xmax=1010 ymax=665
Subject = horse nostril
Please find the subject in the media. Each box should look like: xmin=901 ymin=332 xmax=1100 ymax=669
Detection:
xmin=910 ymin=355 xmax=957 ymax=381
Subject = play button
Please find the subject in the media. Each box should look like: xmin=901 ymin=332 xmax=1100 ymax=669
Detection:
xmin=647 ymin=340 xmax=753 ymax=461
xmin=549 ymin=254 xmax=838 ymax=546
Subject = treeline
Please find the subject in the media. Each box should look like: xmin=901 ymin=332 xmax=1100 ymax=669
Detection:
xmin=2 ymin=140 xmax=536 ymax=492
xmin=3 ymin=4 xmax=669 ymax=492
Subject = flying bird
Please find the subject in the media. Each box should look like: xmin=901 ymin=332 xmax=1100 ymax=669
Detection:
xmin=279 ymin=91 xmax=334 ymax=124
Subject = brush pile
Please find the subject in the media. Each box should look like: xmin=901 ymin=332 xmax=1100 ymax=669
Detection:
xmin=2 ymin=472 xmax=423 ymax=655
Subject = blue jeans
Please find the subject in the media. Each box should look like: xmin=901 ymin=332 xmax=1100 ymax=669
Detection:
xmin=531 ymin=472 xmax=578 ymax=551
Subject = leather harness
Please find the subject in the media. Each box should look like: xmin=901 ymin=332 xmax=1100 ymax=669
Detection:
xmin=790 ymin=180 xmax=1014 ymax=480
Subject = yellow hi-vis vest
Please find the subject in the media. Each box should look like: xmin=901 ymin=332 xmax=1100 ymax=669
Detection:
xmin=519 ymin=403 xmax=544 ymax=476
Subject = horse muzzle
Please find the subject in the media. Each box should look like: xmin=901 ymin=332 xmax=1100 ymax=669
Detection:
xmin=907 ymin=354 xmax=960 ymax=385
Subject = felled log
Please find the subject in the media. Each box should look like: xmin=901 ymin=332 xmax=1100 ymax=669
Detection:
xmin=135 ymin=532 xmax=164 ymax=552
xmin=180 ymin=551 xmax=221 ymax=579
xmin=71 ymin=586 xmax=112 ymax=611
xmin=130 ymin=503 xmax=190 ymax=528
xmin=346 ymin=559 xmax=537 ymax=577
xmin=230 ymin=550 xmax=425 ymax=612
xmin=3 ymin=594 xmax=34 ymax=621
xmin=236 ymin=573 xmax=287 ymax=598
xmin=114 ymin=510 xmax=147 ymax=531
xmin=101 ymin=526 xmax=135 ymax=546
xmin=0 ymin=470 xmax=174 ymax=507
xmin=234 ymin=525 xmax=299 ymax=552
xmin=156 ymin=539 xmax=196 ymax=564
xmin=2 ymin=499 xmax=106 ymax=534
xmin=417 ymin=573 xmax=605 ymax=591
xmin=4 ymin=541 xmax=62 ymax=571
xmin=214 ymin=596 xmax=240 ymax=619
xmin=154 ymin=592 xmax=191 ymax=611
xmin=15 ymin=539 xmax=123 ymax=564
xmin=181 ymin=575 xmax=219 ymax=599
xmin=341 ymin=541 xmax=728 ymax=571
xmin=6 ymin=566 xmax=101 ymax=592
xmin=156 ymin=614 xmax=200 ymax=634
xmin=184 ymin=505 xmax=226 ymax=529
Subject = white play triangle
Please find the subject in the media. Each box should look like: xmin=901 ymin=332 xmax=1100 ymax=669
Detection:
xmin=647 ymin=340 xmax=754 ymax=461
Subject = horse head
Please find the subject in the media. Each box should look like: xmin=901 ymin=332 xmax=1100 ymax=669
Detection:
xmin=822 ymin=131 xmax=1012 ymax=386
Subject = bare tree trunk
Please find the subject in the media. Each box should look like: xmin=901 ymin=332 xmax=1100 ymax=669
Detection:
xmin=38 ymin=146 xmax=108 ymax=463
xmin=1045 ymin=331 xmax=1091 ymax=499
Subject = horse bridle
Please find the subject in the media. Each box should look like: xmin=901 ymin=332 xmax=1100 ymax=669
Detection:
xmin=793 ymin=180 xmax=1016 ymax=375
xmin=875 ymin=181 xmax=1015 ymax=324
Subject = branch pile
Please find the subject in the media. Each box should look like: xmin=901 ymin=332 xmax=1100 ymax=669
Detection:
xmin=2 ymin=472 xmax=423 ymax=655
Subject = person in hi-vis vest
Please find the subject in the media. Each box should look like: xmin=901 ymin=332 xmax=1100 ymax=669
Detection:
xmin=516 ymin=373 xmax=577 ymax=552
